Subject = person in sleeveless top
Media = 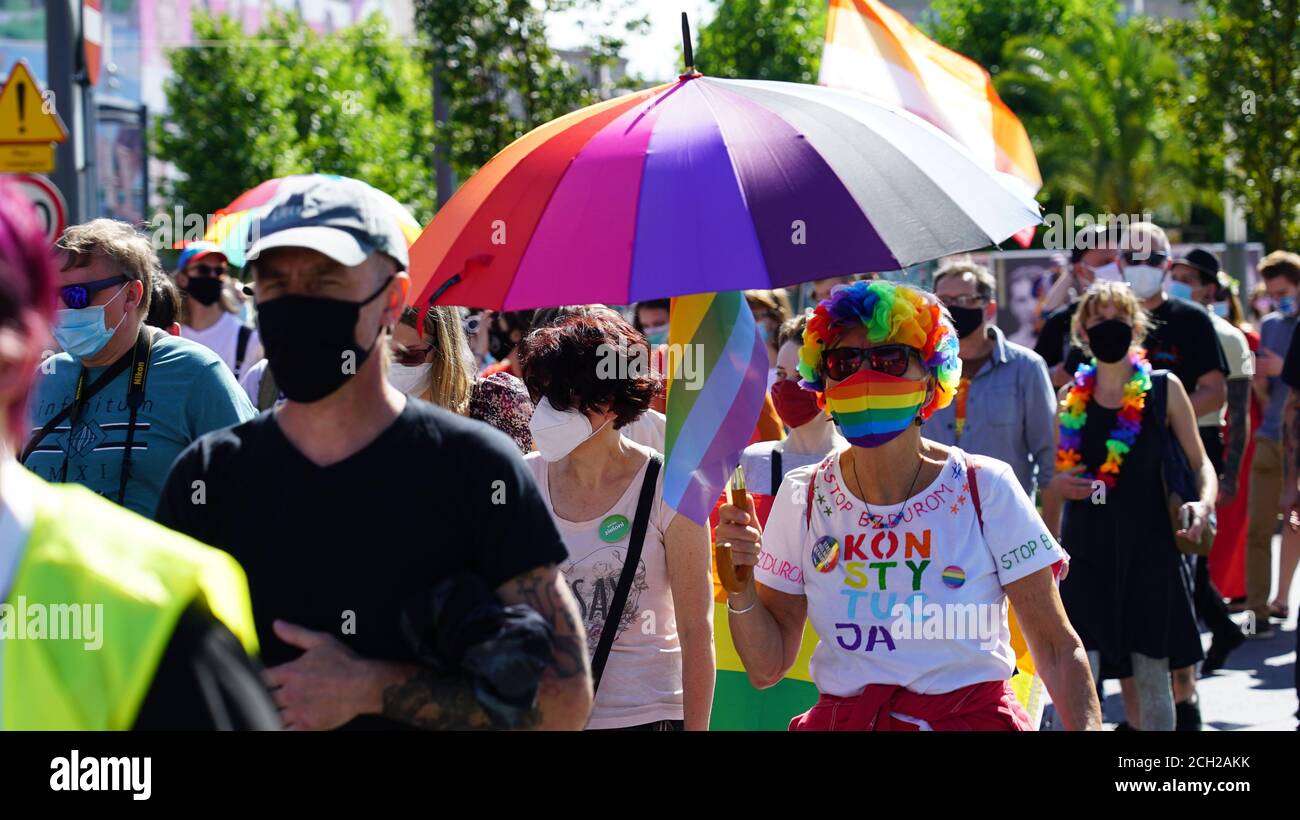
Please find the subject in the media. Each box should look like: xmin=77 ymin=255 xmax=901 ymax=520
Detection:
xmin=1044 ymin=281 xmax=1214 ymax=730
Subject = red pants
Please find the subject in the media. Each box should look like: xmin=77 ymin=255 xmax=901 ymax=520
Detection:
xmin=789 ymin=679 xmax=1034 ymax=731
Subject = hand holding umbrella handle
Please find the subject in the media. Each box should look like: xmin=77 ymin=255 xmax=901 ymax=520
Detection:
xmin=717 ymin=465 xmax=753 ymax=594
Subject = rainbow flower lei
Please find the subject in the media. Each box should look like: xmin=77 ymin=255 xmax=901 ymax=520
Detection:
xmin=1055 ymin=353 xmax=1152 ymax=488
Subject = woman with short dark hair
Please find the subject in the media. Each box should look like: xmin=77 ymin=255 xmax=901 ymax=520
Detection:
xmin=520 ymin=312 xmax=714 ymax=730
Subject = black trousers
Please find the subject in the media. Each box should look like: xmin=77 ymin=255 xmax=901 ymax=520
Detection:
xmin=1195 ymin=426 xmax=1238 ymax=644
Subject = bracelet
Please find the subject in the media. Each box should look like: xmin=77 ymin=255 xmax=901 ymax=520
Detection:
xmin=727 ymin=597 xmax=757 ymax=615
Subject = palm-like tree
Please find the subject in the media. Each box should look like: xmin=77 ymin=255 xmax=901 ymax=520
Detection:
xmin=997 ymin=16 xmax=1203 ymax=220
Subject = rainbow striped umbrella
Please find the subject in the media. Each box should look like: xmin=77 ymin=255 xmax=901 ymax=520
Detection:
xmin=203 ymin=174 xmax=422 ymax=268
xmin=408 ymin=73 xmax=1041 ymax=309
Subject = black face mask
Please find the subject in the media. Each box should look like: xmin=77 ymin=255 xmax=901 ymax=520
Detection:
xmin=488 ymin=320 xmax=518 ymax=361
xmin=1086 ymin=319 xmax=1133 ymax=363
xmin=256 ymin=277 xmax=392 ymax=403
xmin=184 ymin=276 xmax=224 ymax=307
xmin=948 ymin=305 xmax=985 ymax=339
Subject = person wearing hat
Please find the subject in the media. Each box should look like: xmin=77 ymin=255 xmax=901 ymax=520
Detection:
xmin=1169 ymin=248 xmax=1253 ymax=672
xmin=155 ymin=177 xmax=593 ymax=730
xmin=1034 ymin=224 xmax=1121 ymax=388
xmin=23 ymin=219 xmax=255 ymax=518
xmin=1 ymin=182 xmax=277 ymax=730
xmin=174 ymin=240 xmax=263 ymax=382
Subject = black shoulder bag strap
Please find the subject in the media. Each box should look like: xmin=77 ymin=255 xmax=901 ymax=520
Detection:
xmin=117 ymin=327 xmax=158 ymax=505
xmin=769 ymin=444 xmax=784 ymax=495
xmin=590 ymin=452 xmax=662 ymax=694
xmin=966 ymin=454 xmax=984 ymax=535
xmin=234 ymin=323 xmax=253 ymax=378
xmin=19 ymin=332 xmax=140 ymax=466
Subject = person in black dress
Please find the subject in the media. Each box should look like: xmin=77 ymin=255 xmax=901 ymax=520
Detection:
xmin=1043 ymin=282 xmax=1216 ymax=730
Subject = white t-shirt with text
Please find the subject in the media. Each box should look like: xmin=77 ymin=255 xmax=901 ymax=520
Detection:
xmin=755 ymin=446 xmax=1065 ymax=697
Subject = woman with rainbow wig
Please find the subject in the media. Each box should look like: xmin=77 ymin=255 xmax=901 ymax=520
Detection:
xmin=716 ymin=279 xmax=1101 ymax=731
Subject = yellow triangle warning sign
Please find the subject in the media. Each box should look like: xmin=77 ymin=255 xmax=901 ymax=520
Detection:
xmin=0 ymin=60 xmax=69 ymax=143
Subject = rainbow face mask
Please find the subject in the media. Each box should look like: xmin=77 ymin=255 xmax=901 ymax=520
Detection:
xmin=823 ymin=368 xmax=928 ymax=448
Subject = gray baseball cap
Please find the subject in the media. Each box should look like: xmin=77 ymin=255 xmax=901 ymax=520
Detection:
xmin=245 ymin=176 xmax=410 ymax=270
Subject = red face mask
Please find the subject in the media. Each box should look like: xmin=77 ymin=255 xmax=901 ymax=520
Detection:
xmin=770 ymin=379 xmax=822 ymax=429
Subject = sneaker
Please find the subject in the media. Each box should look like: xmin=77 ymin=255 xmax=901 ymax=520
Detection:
xmin=1202 ymin=627 xmax=1246 ymax=674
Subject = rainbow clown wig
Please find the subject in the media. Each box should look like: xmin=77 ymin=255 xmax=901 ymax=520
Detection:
xmin=797 ymin=279 xmax=961 ymax=421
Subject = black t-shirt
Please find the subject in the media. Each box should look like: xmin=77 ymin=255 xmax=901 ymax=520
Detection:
xmin=1281 ymin=325 xmax=1300 ymax=392
xmin=1034 ymin=302 xmax=1081 ymax=370
xmin=133 ymin=602 xmax=281 ymax=730
xmin=155 ymin=398 xmax=568 ymax=730
xmin=1143 ymin=298 xmax=1228 ymax=397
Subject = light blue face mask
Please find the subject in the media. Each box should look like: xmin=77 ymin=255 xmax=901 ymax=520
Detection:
xmin=1167 ymin=281 xmax=1194 ymax=302
xmin=52 ymin=284 xmax=129 ymax=360
xmin=1212 ymin=302 xmax=1230 ymax=318
xmin=1280 ymin=295 xmax=1297 ymax=317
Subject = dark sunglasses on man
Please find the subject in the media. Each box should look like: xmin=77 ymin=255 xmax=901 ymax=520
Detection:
xmin=822 ymin=343 xmax=922 ymax=382
xmin=1120 ymin=250 xmax=1169 ymax=267
xmin=59 ymin=275 xmax=129 ymax=310
xmin=186 ymin=263 xmax=227 ymax=278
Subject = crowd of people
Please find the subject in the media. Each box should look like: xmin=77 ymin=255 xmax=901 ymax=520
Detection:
xmin=1 ymin=173 xmax=1297 ymax=730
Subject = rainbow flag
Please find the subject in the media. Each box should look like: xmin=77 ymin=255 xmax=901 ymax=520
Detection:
xmin=819 ymin=0 xmax=1041 ymax=245
xmin=662 ymin=292 xmax=769 ymax=525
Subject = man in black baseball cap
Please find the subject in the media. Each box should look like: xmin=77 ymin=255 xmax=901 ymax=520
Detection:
xmin=157 ymin=176 xmax=591 ymax=730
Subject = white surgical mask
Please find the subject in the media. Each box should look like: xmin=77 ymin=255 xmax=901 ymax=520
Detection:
xmin=388 ymin=362 xmax=431 ymax=397
xmin=528 ymin=396 xmax=610 ymax=462
xmin=1123 ymin=264 xmax=1166 ymax=299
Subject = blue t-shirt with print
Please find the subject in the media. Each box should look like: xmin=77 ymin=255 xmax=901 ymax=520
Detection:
xmin=25 ymin=331 xmax=255 ymax=518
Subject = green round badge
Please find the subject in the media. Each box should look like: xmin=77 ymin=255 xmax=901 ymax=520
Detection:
xmin=598 ymin=514 xmax=630 ymax=543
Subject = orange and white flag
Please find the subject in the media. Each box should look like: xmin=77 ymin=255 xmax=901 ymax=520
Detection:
xmin=820 ymin=0 xmax=1041 ymax=244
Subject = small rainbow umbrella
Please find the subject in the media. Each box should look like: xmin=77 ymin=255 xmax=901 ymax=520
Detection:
xmin=407 ymin=64 xmax=1041 ymax=310
xmin=204 ymin=174 xmax=423 ymax=267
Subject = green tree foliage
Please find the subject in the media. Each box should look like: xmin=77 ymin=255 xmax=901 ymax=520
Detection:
xmin=1177 ymin=0 xmax=1300 ymax=249
xmin=153 ymin=12 xmax=434 ymax=221
xmin=922 ymin=0 xmax=1103 ymax=77
xmin=996 ymin=15 xmax=1196 ymax=221
xmin=693 ymin=0 xmax=827 ymax=83
xmin=413 ymin=0 xmax=635 ymax=183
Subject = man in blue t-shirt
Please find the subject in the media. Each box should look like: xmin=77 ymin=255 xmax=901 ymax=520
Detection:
xmin=22 ymin=219 xmax=254 ymax=518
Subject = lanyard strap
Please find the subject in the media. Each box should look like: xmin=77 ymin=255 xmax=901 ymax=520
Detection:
xmin=47 ymin=327 xmax=155 ymax=503
xmin=117 ymin=328 xmax=157 ymax=505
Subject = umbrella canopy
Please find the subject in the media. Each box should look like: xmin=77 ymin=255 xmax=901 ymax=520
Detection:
xmin=408 ymin=74 xmax=1042 ymax=310
xmin=203 ymin=174 xmax=423 ymax=267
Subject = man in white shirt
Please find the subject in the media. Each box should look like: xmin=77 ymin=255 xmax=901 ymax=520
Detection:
xmin=175 ymin=241 xmax=263 ymax=380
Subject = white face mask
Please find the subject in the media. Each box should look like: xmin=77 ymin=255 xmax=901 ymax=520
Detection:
xmin=388 ymin=362 xmax=431 ymax=397
xmin=528 ymin=396 xmax=611 ymax=462
xmin=1123 ymin=264 xmax=1166 ymax=299
xmin=1085 ymin=261 xmax=1122 ymax=283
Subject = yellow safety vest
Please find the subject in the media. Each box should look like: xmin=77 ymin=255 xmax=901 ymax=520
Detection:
xmin=1 ymin=473 xmax=258 ymax=729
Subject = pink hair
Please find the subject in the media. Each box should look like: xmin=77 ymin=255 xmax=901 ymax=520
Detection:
xmin=0 ymin=179 xmax=57 ymax=447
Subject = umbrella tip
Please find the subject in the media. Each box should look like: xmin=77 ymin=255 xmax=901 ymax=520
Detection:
xmin=681 ymin=11 xmax=694 ymax=73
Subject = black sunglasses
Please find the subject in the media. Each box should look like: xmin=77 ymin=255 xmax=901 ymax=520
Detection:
xmin=187 ymin=264 xmax=227 ymax=278
xmin=391 ymin=342 xmax=433 ymax=367
xmin=823 ymin=343 xmax=921 ymax=381
xmin=60 ymin=275 xmax=128 ymax=310
xmin=1121 ymin=250 xmax=1169 ymax=266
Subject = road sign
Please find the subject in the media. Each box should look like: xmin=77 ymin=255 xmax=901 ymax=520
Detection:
xmin=0 ymin=60 xmax=70 ymax=144
xmin=10 ymin=174 xmax=68 ymax=243
xmin=0 ymin=144 xmax=55 ymax=173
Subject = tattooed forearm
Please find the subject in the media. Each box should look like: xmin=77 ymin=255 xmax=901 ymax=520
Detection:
xmin=1224 ymin=379 xmax=1250 ymax=483
xmin=500 ymin=565 xmax=590 ymax=683
xmin=379 ymin=667 xmax=520 ymax=730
